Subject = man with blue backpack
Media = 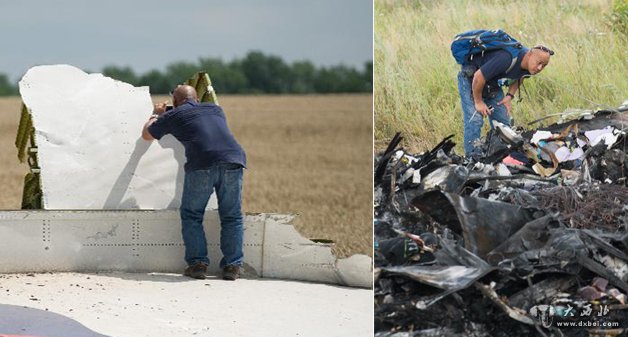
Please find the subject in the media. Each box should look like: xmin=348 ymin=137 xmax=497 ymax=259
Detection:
xmin=451 ymin=29 xmax=554 ymax=157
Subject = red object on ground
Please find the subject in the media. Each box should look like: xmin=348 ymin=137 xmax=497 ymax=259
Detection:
xmin=502 ymin=155 xmax=525 ymax=166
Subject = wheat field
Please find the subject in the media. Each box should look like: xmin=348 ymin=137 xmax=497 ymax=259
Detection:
xmin=0 ymin=94 xmax=373 ymax=258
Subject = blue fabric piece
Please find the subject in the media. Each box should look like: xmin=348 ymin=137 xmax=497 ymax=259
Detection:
xmin=180 ymin=163 xmax=244 ymax=268
xmin=458 ymin=72 xmax=511 ymax=156
xmin=148 ymin=101 xmax=247 ymax=172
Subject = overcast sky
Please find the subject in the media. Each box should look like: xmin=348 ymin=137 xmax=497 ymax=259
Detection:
xmin=0 ymin=1 xmax=373 ymax=82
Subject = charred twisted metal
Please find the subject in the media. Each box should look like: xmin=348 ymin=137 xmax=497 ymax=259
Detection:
xmin=375 ymin=105 xmax=628 ymax=336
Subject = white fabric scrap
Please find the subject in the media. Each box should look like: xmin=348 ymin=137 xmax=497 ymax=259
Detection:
xmin=576 ymin=138 xmax=587 ymax=148
xmin=554 ymin=146 xmax=585 ymax=163
xmin=530 ymin=130 xmax=553 ymax=145
xmin=412 ymin=169 xmax=422 ymax=184
xmin=495 ymin=163 xmax=511 ymax=176
xmin=404 ymin=154 xmax=419 ymax=165
xmin=585 ymin=126 xmax=619 ymax=149
xmin=393 ymin=150 xmax=404 ymax=161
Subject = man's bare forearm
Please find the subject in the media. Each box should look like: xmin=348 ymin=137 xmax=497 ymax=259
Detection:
xmin=141 ymin=117 xmax=157 ymax=141
xmin=141 ymin=102 xmax=168 ymax=141
xmin=471 ymin=70 xmax=486 ymax=105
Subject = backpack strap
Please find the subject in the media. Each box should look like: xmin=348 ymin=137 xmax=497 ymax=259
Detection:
xmin=505 ymin=56 xmax=518 ymax=73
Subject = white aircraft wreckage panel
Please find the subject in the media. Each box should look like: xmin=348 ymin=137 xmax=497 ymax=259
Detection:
xmin=0 ymin=211 xmax=372 ymax=288
xmin=18 ymin=64 xmax=217 ymax=209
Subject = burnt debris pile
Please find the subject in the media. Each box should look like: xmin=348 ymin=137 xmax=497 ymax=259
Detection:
xmin=374 ymin=106 xmax=628 ymax=337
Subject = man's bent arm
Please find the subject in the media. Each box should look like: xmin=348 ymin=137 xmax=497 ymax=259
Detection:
xmin=472 ymin=69 xmax=492 ymax=116
xmin=471 ymin=69 xmax=487 ymax=105
xmin=142 ymin=117 xmax=157 ymax=141
xmin=142 ymin=102 xmax=167 ymax=141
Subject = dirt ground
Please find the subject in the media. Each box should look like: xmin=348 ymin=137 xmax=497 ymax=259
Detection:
xmin=0 ymin=94 xmax=373 ymax=258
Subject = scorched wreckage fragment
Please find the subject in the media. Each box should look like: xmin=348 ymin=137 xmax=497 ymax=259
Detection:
xmin=374 ymin=105 xmax=628 ymax=336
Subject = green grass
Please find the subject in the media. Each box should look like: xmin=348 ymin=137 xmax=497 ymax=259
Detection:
xmin=374 ymin=0 xmax=628 ymax=152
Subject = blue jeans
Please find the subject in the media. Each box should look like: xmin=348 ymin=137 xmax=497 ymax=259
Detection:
xmin=180 ymin=163 xmax=244 ymax=268
xmin=457 ymin=72 xmax=511 ymax=156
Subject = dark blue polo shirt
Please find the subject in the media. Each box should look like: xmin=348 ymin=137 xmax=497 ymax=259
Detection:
xmin=470 ymin=49 xmax=530 ymax=83
xmin=148 ymin=101 xmax=247 ymax=172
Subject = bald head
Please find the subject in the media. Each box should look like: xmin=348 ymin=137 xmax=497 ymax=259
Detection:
xmin=523 ymin=45 xmax=553 ymax=75
xmin=172 ymin=85 xmax=198 ymax=107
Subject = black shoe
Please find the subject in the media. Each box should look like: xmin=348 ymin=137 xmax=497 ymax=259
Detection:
xmin=184 ymin=262 xmax=207 ymax=280
xmin=222 ymin=265 xmax=240 ymax=281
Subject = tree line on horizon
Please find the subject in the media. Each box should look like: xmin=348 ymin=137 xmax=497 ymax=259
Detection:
xmin=0 ymin=51 xmax=372 ymax=96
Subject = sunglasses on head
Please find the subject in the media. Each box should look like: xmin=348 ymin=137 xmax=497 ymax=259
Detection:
xmin=533 ymin=45 xmax=555 ymax=56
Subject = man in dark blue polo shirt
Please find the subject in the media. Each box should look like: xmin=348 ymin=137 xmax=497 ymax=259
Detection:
xmin=458 ymin=45 xmax=554 ymax=156
xmin=142 ymin=85 xmax=246 ymax=281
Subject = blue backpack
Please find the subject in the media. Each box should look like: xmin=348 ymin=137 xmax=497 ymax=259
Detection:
xmin=451 ymin=29 xmax=527 ymax=73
